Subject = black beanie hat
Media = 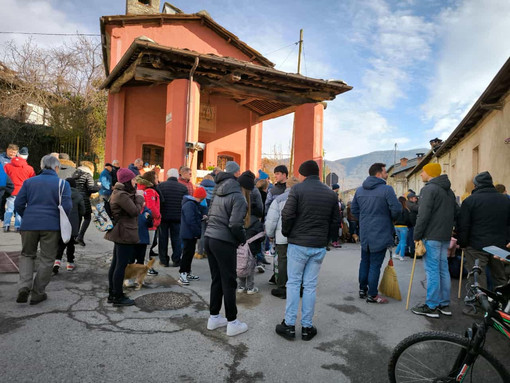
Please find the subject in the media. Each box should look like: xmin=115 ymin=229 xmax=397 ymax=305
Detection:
xmin=274 ymin=164 xmax=288 ymax=176
xmin=238 ymin=170 xmax=255 ymax=190
xmin=298 ymin=160 xmax=319 ymax=177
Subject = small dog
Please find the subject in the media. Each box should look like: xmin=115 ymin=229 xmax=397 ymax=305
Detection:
xmin=124 ymin=258 xmax=156 ymax=290
xmin=352 ymin=234 xmax=360 ymax=243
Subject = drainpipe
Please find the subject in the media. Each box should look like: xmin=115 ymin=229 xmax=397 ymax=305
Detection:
xmin=185 ymin=57 xmax=200 ymax=165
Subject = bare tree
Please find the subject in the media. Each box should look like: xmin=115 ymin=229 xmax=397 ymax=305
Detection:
xmin=0 ymin=36 xmax=107 ymax=161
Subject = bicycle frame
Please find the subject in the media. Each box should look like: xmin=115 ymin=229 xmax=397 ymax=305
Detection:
xmin=456 ymin=260 xmax=510 ymax=381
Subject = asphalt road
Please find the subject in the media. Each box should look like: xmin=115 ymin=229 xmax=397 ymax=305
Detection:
xmin=1 ymin=228 xmax=508 ymax=382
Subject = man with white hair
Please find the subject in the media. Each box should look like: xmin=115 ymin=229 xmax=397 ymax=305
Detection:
xmin=14 ymin=154 xmax=72 ymax=304
xmin=157 ymin=168 xmax=189 ymax=267
xmin=128 ymin=158 xmax=143 ymax=176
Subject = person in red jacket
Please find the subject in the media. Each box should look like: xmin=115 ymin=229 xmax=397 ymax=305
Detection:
xmin=135 ymin=170 xmax=161 ymax=275
xmin=3 ymin=147 xmax=35 ymax=232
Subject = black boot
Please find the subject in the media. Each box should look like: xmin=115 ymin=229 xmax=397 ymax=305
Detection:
xmin=302 ymin=326 xmax=318 ymax=341
xmin=112 ymin=293 xmax=135 ymax=307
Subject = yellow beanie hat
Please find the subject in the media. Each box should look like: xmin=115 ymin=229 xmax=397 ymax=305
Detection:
xmin=423 ymin=163 xmax=441 ymax=178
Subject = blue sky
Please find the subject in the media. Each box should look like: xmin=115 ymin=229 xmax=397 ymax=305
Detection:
xmin=2 ymin=0 xmax=510 ymax=160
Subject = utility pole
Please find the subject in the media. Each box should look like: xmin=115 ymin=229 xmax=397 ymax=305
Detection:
xmin=393 ymin=143 xmax=398 ymax=166
xmin=289 ymin=29 xmax=303 ymax=176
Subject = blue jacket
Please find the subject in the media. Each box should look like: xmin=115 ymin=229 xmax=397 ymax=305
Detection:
xmin=99 ymin=168 xmax=113 ymax=196
xmin=180 ymin=195 xmax=202 ymax=239
xmin=0 ymin=152 xmax=11 ymax=166
xmin=200 ymin=178 xmax=215 ymax=206
xmin=15 ymin=169 xmax=72 ymax=231
xmin=0 ymin=162 xmax=14 ymax=199
xmin=351 ymin=176 xmax=401 ymax=252
xmin=128 ymin=163 xmax=140 ymax=176
xmin=137 ymin=206 xmax=153 ymax=245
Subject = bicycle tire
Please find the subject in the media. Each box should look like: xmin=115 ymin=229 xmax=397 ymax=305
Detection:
xmin=388 ymin=331 xmax=510 ymax=383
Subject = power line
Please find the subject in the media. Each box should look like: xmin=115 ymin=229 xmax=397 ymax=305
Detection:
xmin=0 ymin=31 xmax=100 ymax=37
xmin=278 ymin=43 xmax=298 ymax=68
xmin=302 ymin=41 xmax=308 ymax=76
xmin=262 ymin=41 xmax=299 ymax=57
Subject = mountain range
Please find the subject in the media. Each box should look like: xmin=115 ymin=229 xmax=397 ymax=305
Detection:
xmin=325 ymin=148 xmax=428 ymax=190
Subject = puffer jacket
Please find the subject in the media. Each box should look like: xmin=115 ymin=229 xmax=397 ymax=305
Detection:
xmin=205 ymin=172 xmax=247 ymax=245
xmin=158 ymin=177 xmax=188 ymax=222
xmin=265 ymin=188 xmax=290 ymax=245
xmin=180 ymin=195 xmax=202 ymax=239
xmin=137 ymin=178 xmax=161 ymax=229
xmin=0 ymin=162 xmax=14 ymax=199
xmin=74 ymin=166 xmax=100 ymax=214
xmin=265 ymin=182 xmax=286 ymax=214
xmin=414 ymin=174 xmax=459 ymax=242
xmin=58 ymin=159 xmax=76 ymax=180
xmin=351 ymin=176 xmax=402 ymax=252
xmin=69 ymin=187 xmax=85 ymax=236
xmin=4 ymin=157 xmax=35 ymax=195
xmin=250 ymin=187 xmax=264 ymax=218
xmin=104 ymin=183 xmax=145 ymax=244
xmin=457 ymin=173 xmax=510 ymax=250
xmin=282 ymin=175 xmax=341 ymax=248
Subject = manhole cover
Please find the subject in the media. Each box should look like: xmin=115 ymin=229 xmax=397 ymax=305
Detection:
xmin=135 ymin=292 xmax=192 ymax=311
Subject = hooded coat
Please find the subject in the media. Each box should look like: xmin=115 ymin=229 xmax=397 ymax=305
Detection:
xmin=413 ymin=174 xmax=459 ymax=242
xmin=204 ymin=172 xmax=247 ymax=245
xmin=457 ymin=172 xmax=510 ymax=250
xmin=104 ymin=183 xmax=145 ymax=244
xmin=4 ymin=157 xmax=35 ymax=195
xmin=136 ymin=178 xmax=161 ymax=229
xmin=180 ymin=195 xmax=203 ymax=239
xmin=99 ymin=168 xmax=113 ymax=197
xmin=351 ymin=176 xmax=401 ymax=252
xmin=74 ymin=165 xmax=100 ymax=215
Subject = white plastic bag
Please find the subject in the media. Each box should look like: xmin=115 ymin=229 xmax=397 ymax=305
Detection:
xmin=58 ymin=179 xmax=72 ymax=244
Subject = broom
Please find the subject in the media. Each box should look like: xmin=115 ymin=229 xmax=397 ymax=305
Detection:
xmin=378 ymin=258 xmax=402 ymax=301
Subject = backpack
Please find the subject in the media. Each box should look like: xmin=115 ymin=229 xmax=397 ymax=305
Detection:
xmin=236 ymin=232 xmax=266 ymax=277
xmin=93 ymin=202 xmax=114 ymax=232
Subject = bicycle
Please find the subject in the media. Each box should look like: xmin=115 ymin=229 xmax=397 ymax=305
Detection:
xmin=388 ymin=250 xmax=510 ymax=382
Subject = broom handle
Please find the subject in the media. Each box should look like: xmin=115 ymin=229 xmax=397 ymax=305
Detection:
xmin=458 ymin=250 xmax=464 ymax=299
xmin=406 ymin=249 xmax=418 ymax=310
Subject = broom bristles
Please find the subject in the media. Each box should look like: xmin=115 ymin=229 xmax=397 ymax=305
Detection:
xmin=379 ymin=261 xmax=402 ymax=301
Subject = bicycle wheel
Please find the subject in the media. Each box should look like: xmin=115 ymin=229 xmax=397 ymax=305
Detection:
xmin=388 ymin=331 xmax=510 ymax=383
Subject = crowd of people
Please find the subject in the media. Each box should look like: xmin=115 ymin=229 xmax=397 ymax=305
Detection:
xmin=1 ymin=142 xmax=509 ymax=338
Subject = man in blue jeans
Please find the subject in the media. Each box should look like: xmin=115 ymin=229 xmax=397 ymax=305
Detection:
xmin=412 ymin=163 xmax=458 ymax=318
xmin=351 ymin=163 xmax=401 ymax=304
xmin=276 ymin=160 xmax=340 ymax=341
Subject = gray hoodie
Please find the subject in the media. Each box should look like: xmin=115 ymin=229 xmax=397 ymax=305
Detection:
xmin=414 ymin=174 xmax=459 ymax=242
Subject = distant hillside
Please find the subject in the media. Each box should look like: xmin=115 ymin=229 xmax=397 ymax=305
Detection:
xmin=325 ymin=148 xmax=428 ymax=190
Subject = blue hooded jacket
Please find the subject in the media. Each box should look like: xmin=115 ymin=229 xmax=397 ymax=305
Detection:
xmin=180 ymin=195 xmax=203 ymax=239
xmin=200 ymin=178 xmax=215 ymax=205
xmin=351 ymin=176 xmax=401 ymax=252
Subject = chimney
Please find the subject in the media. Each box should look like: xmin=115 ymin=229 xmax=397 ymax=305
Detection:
xmin=416 ymin=153 xmax=425 ymax=163
xmin=399 ymin=157 xmax=408 ymax=167
xmin=429 ymin=137 xmax=443 ymax=150
xmin=126 ymin=0 xmax=161 ymax=15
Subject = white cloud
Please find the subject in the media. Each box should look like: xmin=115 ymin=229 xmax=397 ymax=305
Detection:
xmin=0 ymin=0 xmax=92 ymax=50
xmin=421 ymin=0 xmax=510 ymax=134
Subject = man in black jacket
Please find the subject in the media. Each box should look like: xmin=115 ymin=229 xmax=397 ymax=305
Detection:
xmin=158 ymin=168 xmax=188 ymax=267
xmin=275 ymin=160 xmax=340 ymax=341
xmin=458 ymin=171 xmax=510 ymax=289
xmin=412 ymin=163 xmax=458 ymax=318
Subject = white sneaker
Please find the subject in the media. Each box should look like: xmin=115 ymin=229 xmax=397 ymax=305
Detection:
xmin=124 ymin=279 xmax=135 ymax=287
xmin=207 ymin=315 xmax=228 ymax=330
xmin=226 ymin=319 xmax=248 ymax=336
xmin=246 ymin=287 xmax=259 ymax=295
xmin=178 ymin=273 xmax=189 ymax=286
xmin=237 ymin=287 xmax=246 ymax=293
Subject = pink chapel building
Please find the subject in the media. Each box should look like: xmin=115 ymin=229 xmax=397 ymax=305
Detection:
xmin=100 ymin=1 xmax=352 ymax=177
